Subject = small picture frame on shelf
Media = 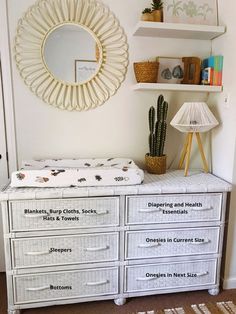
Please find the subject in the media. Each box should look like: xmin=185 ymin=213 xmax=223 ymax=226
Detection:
xmin=157 ymin=57 xmax=184 ymax=84
xmin=163 ymin=0 xmax=218 ymax=26
xmin=75 ymin=60 xmax=98 ymax=83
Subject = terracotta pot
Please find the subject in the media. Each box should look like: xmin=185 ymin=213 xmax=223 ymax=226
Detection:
xmin=145 ymin=154 xmax=166 ymax=174
xmin=141 ymin=13 xmax=154 ymax=22
xmin=152 ymin=9 xmax=163 ymax=22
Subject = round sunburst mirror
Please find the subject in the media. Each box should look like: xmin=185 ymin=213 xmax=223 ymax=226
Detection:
xmin=14 ymin=0 xmax=129 ymax=111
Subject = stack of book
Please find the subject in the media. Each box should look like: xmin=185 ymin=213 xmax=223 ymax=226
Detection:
xmin=201 ymin=55 xmax=224 ymax=86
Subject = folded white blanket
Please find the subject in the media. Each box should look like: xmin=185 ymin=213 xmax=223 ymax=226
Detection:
xmin=11 ymin=158 xmax=144 ymax=188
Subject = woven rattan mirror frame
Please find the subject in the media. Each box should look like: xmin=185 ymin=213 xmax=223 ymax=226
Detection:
xmin=14 ymin=0 xmax=128 ymax=111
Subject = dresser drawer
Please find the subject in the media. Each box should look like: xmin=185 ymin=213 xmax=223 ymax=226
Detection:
xmin=126 ymin=194 xmax=222 ymax=225
xmin=125 ymin=227 xmax=220 ymax=260
xmin=12 ymin=232 xmax=119 ymax=268
xmin=14 ymin=267 xmax=118 ymax=304
xmin=9 ymin=197 xmax=119 ymax=231
xmin=125 ymin=259 xmax=217 ymax=293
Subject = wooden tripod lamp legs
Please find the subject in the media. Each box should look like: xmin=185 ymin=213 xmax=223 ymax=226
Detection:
xmin=195 ymin=132 xmax=209 ymax=173
xmin=178 ymin=132 xmax=209 ymax=176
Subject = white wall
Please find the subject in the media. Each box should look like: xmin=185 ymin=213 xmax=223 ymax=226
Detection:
xmin=209 ymin=0 xmax=236 ymax=288
xmin=0 ymin=61 xmax=9 ymax=271
xmin=6 ymin=0 xmax=211 ymax=170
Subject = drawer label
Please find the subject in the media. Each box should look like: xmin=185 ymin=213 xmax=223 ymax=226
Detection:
xmin=24 ymin=208 xmax=101 ymax=222
xmin=148 ymin=202 xmax=203 ymax=214
xmin=145 ymin=237 xmax=205 ymax=243
xmin=49 ymin=285 xmax=72 ymax=290
xmin=49 ymin=248 xmax=72 ymax=253
xmin=146 ymin=272 xmax=201 ymax=278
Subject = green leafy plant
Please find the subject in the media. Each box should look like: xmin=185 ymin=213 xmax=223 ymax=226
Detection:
xmin=142 ymin=8 xmax=152 ymax=14
xmin=151 ymin=0 xmax=164 ymax=11
xmin=148 ymin=95 xmax=168 ymax=157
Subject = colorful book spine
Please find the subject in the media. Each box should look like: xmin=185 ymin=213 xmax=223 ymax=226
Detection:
xmin=202 ymin=55 xmax=223 ymax=86
xmin=214 ymin=55 xmax=223 ymax=86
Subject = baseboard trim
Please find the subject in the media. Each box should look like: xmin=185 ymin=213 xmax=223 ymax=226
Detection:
xmin=223 ymin=277 xmax=236 ymax=289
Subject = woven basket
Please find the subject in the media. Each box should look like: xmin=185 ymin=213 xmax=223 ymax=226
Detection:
xmin=145 ymin=154 xmax=166 ymax=174
xmin=134 ymin=62 xmax=159 ymax=83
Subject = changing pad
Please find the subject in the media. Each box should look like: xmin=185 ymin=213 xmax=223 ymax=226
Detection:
xmin=11 ymin=158 xmax=144 ymax=188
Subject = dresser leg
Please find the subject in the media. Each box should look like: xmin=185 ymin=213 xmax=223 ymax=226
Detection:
xmin=208 ymin=287 xmax=220 ymax=296
xmin=8 ymin=309 xmax=21 ymax=314
xmin=114 ymin=297 xmax=126 ymax=306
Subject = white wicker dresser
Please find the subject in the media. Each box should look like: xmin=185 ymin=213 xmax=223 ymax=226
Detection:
xmin=0 ymin=170 xmax=231 ymax=314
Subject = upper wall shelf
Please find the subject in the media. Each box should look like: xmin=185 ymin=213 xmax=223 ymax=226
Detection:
xmin=132 ymin=83 xmax=223 ymax=93
xmin=132 ymin=21 xmax=226 ymax=40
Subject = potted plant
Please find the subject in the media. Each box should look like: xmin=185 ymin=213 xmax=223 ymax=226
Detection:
xmin=141 ymin=8 xmax=154 ymax=21
xmin=145 ymin=95 xmax=168 ymax=174
xmin=151 ymin=0 xmax=163 ymax=22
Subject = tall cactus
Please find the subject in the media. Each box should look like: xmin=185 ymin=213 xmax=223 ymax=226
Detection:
xmin=148 ymin=95 xmax=168 ymax=157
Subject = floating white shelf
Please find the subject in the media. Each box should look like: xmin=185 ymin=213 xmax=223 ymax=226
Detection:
xmin=132 ymin=21 xmax=226 ymax=40
xmin=132 ymin=83 xmax=223 ymax=93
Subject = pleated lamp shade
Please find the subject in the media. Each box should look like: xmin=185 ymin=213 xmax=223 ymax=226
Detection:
xmin=170 ymin=102 xmax=219 ymax=133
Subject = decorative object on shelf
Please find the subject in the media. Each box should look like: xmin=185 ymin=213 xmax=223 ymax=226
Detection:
xmin=14 ymin=0 xmax=128 ymax=111
xmin=202 ymin=55 xmax=224 ymax=86
xmin=170 ymin=102 xmax=219 ymax=176
xmin=141 ymin=8 xmax=154 ymax=21
xmin=134 ymin=61 xmax=159 ymax=83
xmin=157 ymin=57 xmax=184 ymax=83
xmin=163 ymin=0 xmax=218 ymax=26
xmin=151 ymin=0 xmax=164 ymax=22
xmin=182 ymin=57 xmax=201 ymax=85
xmin=145 ymin=95 xmax=168 ymax=174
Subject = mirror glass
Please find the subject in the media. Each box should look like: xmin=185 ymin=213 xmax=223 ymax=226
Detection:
xmin=43 ymin=24 xmax=101 ymax=84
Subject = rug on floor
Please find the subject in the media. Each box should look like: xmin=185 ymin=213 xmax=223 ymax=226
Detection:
xmin=135 ymin=301 xmax=236 ymax=314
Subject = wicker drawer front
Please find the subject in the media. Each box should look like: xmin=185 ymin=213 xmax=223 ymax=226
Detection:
xmin=14 ymin=267 xmax=118 ymax=304
xmin=125 ymin=260 xmax=217 ymax=293
xmin=12 ymin=232 xmax=119 ymax=268
xmin=10 ymin=197 xmax=119 ymax=231
xmin=125 ymin=227 xmax=220 ymax=260
xmin=126 ymin=194 xmax=222 ymax=225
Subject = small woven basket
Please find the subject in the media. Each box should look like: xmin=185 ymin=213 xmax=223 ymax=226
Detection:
xmin=134 ymin=62 xmax=159 ymax=83
xmin=145 ymin=154 xmax=166 ymax=174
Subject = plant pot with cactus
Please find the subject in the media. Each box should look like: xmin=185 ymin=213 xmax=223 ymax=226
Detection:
xmin=151 ymin=0 xmax=163 ymax=22
xmin=145 ymin=95 xmax=168 ymax=175
xmin=141 ymin=8 xmax=154 ymax=21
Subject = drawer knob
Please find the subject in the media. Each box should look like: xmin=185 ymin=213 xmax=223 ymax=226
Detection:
xmin=25 ymin=251 xmax=50 ymax=256
xmin=138 ymin=243 xmax=161 ymax=248
xmin=189 ymin=239 xmax=211 ymax=245
xmin=136 ymin=277 xmax=157 ymax=282
xmin=191 ymin=206 xmax=213 ymax=211
xmin=24 ymin=212 xmax=50 ymax=218
xmin=85 ymin=280 xmax=109 ymax=286
xmin=84 ymin=245 xmax=110 ymax=252
xmin=26 ymin=286 xmax=50 ymax=291
xmin=139 ymin=208 xmax=162 ymax=213
xmin=96 ymin=210 xmax=109 ymax=215
xmin=196 ymin=271 xmax=209 ymax=277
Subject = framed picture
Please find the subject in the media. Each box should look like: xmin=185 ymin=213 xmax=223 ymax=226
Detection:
xmin=157 ymin=57 xmax=184 ymax=84
xmin=163 ymin=0 xmax=218 ymax=26
xmin=75 ymin=60 xmax=98 ymax=83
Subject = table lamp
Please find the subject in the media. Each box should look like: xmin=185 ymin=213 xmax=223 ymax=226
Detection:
xmin=170 ymin=102 xmax=219 ymax=176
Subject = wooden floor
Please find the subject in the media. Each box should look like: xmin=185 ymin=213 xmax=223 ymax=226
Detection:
xmin=1 ymin=273 xmax=236 ymax=314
